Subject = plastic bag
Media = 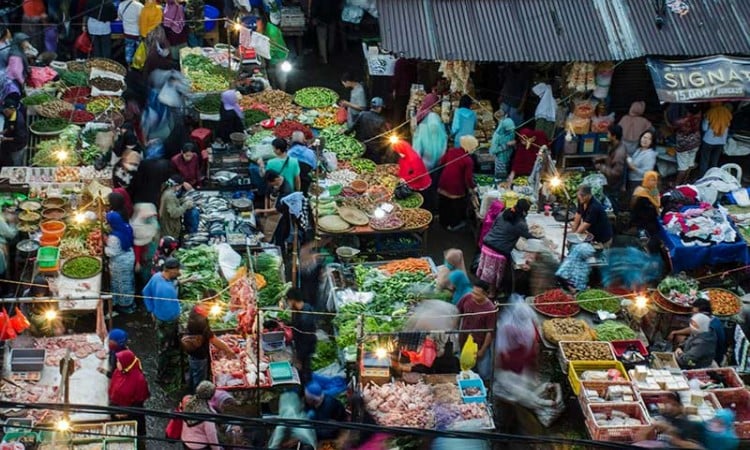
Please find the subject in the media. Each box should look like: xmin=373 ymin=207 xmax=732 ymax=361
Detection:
xmin=9 ymin=307 xmax=30 ymax=334
xmin=158 ymin=82 xmax=182 ymax=108
xmin=74 ymin=31 xmax=92 ymax=55
xmin=460 ymin=335 xmax=478 ymax=371
xmin=591 ymin=113 xmax=615 ymax=133
xmin=336 ymin=106 xmax=348 ymax=124
xmin=0 ymin=309 xmax=17 ymax=341
xmin=144 ymin=139 xmax=165 ymax=160
xmin=132 ymin=41 xmax=147 ymax=70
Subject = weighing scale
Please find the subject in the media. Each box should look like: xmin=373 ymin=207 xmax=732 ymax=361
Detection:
xmin=360 ymin=351 xmax=391 ymax=385
xmin=9 ymin=348 xmax=44 ymax=381
xmin=335 ymin=246 xmax=360 ymax=284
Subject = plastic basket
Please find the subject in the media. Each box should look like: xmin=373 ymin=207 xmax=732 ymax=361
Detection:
xmin=651 ymin=352 xmax=679 ymax=370
xmin=640 ymin=390 xmax=721 ymax=422
xmin=204 ymin=5 xmax=220 ymax=31
xmin=103 ymin=439 xmax=136 ymax=450
xmin=568 ymin=360 xmax=629 ymax=395
xmin=611 ymin=340 xmax=649 ymax=357
xmin=585 ymin=402 xmax=651 ymax=442
xmin=558 ymin=341 xmax=615 ymax=374
xmin=682 ymin=367 xmax=744 ymax=391
xmin=578 ymin=380 xmax=637 ymax=405
xmin=708 ymin=389 xmax=750 ymax=438
xmin=458 ymin=378 xmax=487 ymax=403
xmin=269 ymin=361 xmax=293 ymax=381
xmin=2 ymin=432 xmax=41 ymax=444
xmin=37 ymin=246 xmax=59 ymax=269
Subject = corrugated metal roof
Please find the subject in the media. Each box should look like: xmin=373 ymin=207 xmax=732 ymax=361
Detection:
xmin=626 ymin=0 xmax=750 ymax=57
xmin=377 ymin=0 xmax=638 ymax=62
xmin=377 ymin=0 xmax=750 ymax=62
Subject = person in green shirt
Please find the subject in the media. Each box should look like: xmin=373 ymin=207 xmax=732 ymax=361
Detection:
xmin=259 ymin=138 xmax=301 ymax=191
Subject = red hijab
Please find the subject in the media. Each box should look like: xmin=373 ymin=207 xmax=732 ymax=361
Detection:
xmin=393 ymin=141 xmax=431 ymax=191
xmin=109 ymin=350 xmax=150 ymax=407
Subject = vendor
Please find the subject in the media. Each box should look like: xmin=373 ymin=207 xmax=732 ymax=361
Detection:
xmin=0 ymin=206 xmax=17 ymax=292
xmin=506 ymin=128 xmax=549 ymax=187
xmin=0 ymin=97 xmax=28 ymax=167
xmin=181 ymin=381 xmax=222 ymax=450
xmin=287 ymin=288 xmax=316 ymax=385
xmin=158 ymin=174 xmax=195 ymax=238
xmin=436 ymin=249 xmax=472 ymax=305
xmin=349 ymin=97 xmax=392 ymax=164
xmin=340 ymin=72 xmax=367 ymax=127
xmin=183 ymin=297 xmax=236 ymax=392
xmin=304 ymin=381 xmax=346 ymax=440
xmin=676 ymin=313 xmax=717 ymax=370
xmin=457 ymin=280 xmax=497 ymax=381
xmin=217 ymin=89 xmax=245 ymax=143
xmin=171 ymin=142 xmax=202 ymax=189
xmin=630 ymin=171 xmax=661 ymax=253
xmin=626 ymin=130 xmax=657 ymax=193
xmin=571 ymin=184 xmax=613 ymax=247
xmin=555 ymin=243 xmax=595 ymax=293
xmin=668 ymin=299 xmax=726 ymax=366
xmin=437 ymin=136 xmax=478 ymax=231
xmin=259 ymin=139 xmax=301 ymax=192
xmin=113 ymin=149 xmax=142 ymax=190
xmin=255 ymin=170 xmax=293 ymax=249
xmin=593 ymin=124 xmax=627 ymax=212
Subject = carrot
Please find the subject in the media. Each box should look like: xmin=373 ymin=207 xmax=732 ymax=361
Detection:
xmin=378 ymin=258 xmax=431 ymax=275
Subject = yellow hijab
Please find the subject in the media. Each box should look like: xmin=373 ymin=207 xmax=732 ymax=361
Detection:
xmin=705 ymin=102 xmax=732 ymax=137
xmin=139 ymin=1 xmax=163 ymax=38
xmin=633 ymin=171 xmax=660 ymax=209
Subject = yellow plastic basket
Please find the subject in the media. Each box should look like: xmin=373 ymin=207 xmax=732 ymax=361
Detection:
xmin=568 ymin=360 xmax=629 ymax=395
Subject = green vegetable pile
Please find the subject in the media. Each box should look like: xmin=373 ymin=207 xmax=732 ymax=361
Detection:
xmin=311 ymin=340 xmax=338 ymax=371
xmin=182 ymin=54 xmax=215 ymax=72
xmin=245 ymin=130 xmax=274 ymax=147
xmin=31 ymin=117 xmax=70 ymax=133
xmin=22 ymin=92 xmax=53 ymax=106
xmin=32 ymin=125 xmax=82 ymax=166
xmin=294 ymin=87 xmax=339 ymax=108
xmin=349 ymin=158 xmax=376 ymax=173
xmin=394 ymin=193 xmax=423 ymax=209
xmin=193 ymin=94 xmax=222 ymax=114
xmin=182 ymin=54 xmax=232 ymax=92
xmin=254 ymin=252 xmax=292 ymax=307
xmin=551 ymin=172 xmax=584 ymax=196
xmin=474 ymin=174 xmax=495 ymax=186
xmin=658 ymin=276 xmax=699 ymax=296
xmin=173 ymin=245 xmax=226 ymax=302
xmin=594 ymin=321 xmax=636 ymax=342
xmin=333 ymin=302 xmax=406 ymax=350
xmin=61 ymin=256 xmax=102 ymax=279
xmin=60 ymin=71 xmax=89 ymax=87
xmin=244 ymin=109 xmax=269 ymax=126
xmin=577 ymin=289 xmax=621 ymax=313
xmin=320 ymin=127 xmax=364 ymax=160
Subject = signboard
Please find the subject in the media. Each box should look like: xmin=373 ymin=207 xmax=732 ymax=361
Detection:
xmin=647 ymin=55 xmax=750 ymax=103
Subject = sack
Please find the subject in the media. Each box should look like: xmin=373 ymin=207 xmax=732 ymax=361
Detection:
xmin=74 ymin=32 xmax=93 ymax=55
xmin=132 ymin=41 xmax=147 ymax=70
xmin=180 ymin=334 xmax=205 ymax=353
xmin=9 ymin=307 xmax=30 ymax=334
xmin=335 ymin=107 xmax=348 ymax=124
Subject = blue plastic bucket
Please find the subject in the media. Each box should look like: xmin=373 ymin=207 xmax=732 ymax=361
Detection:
xmin=241 ymin=15 xmax=258 ymax=31
xmin=204 ymin=5 xmax=220 ymax=31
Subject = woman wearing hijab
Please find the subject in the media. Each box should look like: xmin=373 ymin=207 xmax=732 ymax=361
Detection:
xmin=699 ymin=101 xmax=733 ymax=177
xmin=705 ymin=409 xmax=739 ymax=450
xmin=100 ymin=328 xmax=128 ymax=378
xmin=450 ymin=95 xmax=477 ymax=148
xmin=181 ymin=381 xmax=221 ymax=450
xmin=113 ymin=149 xmax=143 ymax=190
xmin=106 ymin=192 xmax=136 ymax=314
xmin=0 ymin=72 xmax=21 ymax=107
xmin=436 ymin=249 xmax=473 ymax=304
xmin=109 ymin=350 xmax=150 ymax=440
xmin=393 ymin=140 xmax=430 ymax=192
xmin=437 ymin=135 xmax=478 ymax=231
xmin=555 ymin=243 xmax=595 ymax=293
xmin=489 ymin=106 xmax=516 ymax=182
xmin=143 ymin=25 xmax=172 ymax=76
xmin=139 ymin=0 xmax=163 ymax=38
xmin=130 ymin=203 xmax=159 ymax=287
xmin=496 ymin=297 xmax=539 ymax=375
xmin=218 ymin=90 xmax=245 ymax=143
xmin=630 ymin=171 xmax=661 ymax=252
xmin=618 ymin=101 xmax=652 ymax=154
xmin=626 ymin=130 xmax=657 ymax=194
xmin=412 ymin=111 xmax=448 ymax=171
xmin=162 ymin=0 xmax=188 ymax=59
xmin=6 ymin=33 xmax=31 ymax=90
xmin=676 ymin=313 xmax=717 ymax=369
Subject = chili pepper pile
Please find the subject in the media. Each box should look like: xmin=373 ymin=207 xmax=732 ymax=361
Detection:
xmin=534 ymin=289 xmax=579 ymax=317
xmin=273 ymin=120 xmax=313 ymax=140
xmin=60 ymin=110 xmax=95 ymax=124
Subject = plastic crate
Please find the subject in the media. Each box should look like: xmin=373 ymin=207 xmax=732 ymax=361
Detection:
xmin=682 ymin=367 xmax=744 ymax=391
xmin=640 ymin=390 xmax=721 ymax=422
xmin=458 ymin=378 xmax=487 ymax=403
xmin=651 ymin=352 xmax=679 ymax=370
xmin=269 ymin=361 xmax=293 ymax=381
xmin=708 ymin=389 xmax=750 ymax=438
xmin=568 ymin=360 xmax=629 ymax=395
xmin=2 ymin=432 xmax=41 ymax=445
xmin=558 ymin=341 xmax=615 ymax=374
xmin=578 ymin=380 xmax=637 ymax=405
xmin=36 ymin=246 xmax=59 ymax=269
xmin=611 ymin=340 xmax=649 ymax=357
xmin=103 ymin=439 xmax=136 ymax=450
xmin=585 ymin=402 xmax=652 ymax=442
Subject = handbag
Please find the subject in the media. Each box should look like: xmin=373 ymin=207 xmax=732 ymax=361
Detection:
xmin=165 ymin=396 xmax=188 ymax=439
xmin=132 ymin=41 xmax=147 ymax=70
xmin=74 ymin=31 xmax=93 ymax=55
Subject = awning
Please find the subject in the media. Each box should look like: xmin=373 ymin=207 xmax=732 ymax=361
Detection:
xmin=647 ymin=56 xmax=750 ymax=103
xmin=376 ymin=0 xmax=750 ymax=63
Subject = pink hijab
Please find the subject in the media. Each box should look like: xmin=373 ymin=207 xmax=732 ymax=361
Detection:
xmin=162 ymin=0 xmax=185 ymax=34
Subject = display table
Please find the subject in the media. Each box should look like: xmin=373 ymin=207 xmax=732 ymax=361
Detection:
xmin=318 ymin=224 xmax=430 ymax=257
xmin=659 ymin=226 xmax=750 ymax=273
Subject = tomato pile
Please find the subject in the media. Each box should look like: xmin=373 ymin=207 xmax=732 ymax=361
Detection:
xmin=534 ymin=289 xmax=579 ymax=317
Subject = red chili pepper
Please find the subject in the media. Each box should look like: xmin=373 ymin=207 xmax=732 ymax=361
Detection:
xmin=535 ymin=289 xmax=578 ymax=316
xmin=273 ymin=120 xmax=313 ymax=140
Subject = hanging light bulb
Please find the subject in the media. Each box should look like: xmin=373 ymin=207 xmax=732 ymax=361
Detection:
xmin=280 ymin=61 xmax=293 ymax=73
xmin=635 ymin=294 xmax=648 ymax=310
xmin=55 ymin=418 xmax=70 ymax=432
xmin=44 ymin=310 xmax=58 ymax=321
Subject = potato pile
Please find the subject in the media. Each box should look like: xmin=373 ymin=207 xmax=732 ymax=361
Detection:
xmin=542 ymin=318 xmax=592 ymax=344
xmin=560 ymin=341 xmax=614 ymax=361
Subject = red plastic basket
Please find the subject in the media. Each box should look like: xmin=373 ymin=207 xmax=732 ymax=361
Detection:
xmin=578 ymin=380 xmax=637 ymax=405
xmin=640 ymin=391 xmax=721 ymax=422
xmin=682 ymin=368 xmax=744 ymax=391
xmin=611 ymin=339 xmax=649 ymax=357
xmin=585 ymin=402 xmax=652 ymax=442
xmin=710 ymin=389 xmax=750 ymax=438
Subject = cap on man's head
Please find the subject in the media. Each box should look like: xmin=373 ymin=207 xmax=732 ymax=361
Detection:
xmin=13 ymin=32 xmax=30 ymax=43
xmin=371 ymin=97 xmax=385 ymax=108
xmin=164 ymin=257 xmax=181 ymax=270
xmin=2 ymin=97 xmax=18 ymax=110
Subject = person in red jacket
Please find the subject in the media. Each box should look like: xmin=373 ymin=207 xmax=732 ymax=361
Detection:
xmin=437 ymin=135 xmax=478 ymax=231
xmin=170 ymin=142 xmax=202 ymax=188
xmin=393 ymin=140 xmax=430 ymax=193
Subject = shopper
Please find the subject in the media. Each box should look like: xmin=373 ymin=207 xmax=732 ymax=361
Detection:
xmin=594 ymin=124 xmax=627 ymax=212
xmin=705 ymin=409 xmax=739 ymax=450
xmin=524 ymin=239 xmax=560 ymax=297
xmin=416 ymin=81 xmax=446 ymax=124
xmin=171 ymin=142 xmax=202 ymax=189
xmin=130 ymin=157 xmax=174 ymax=207
xmin=630 ymin=171 xmax=661 ymax=252
xmin=7 ymin=33 xmax=31 ymax=91
xmin=635 ymin=392 xmax=708 ymax=448
xmin=100 ymin=328 xmax=129 ymax=378
xmin=0 ymin=207 xmax=18 ymax=293
xmin=413 ymin=111 xmax=448 ymax=171
xmin=393 ymin=140 xmax=430 ymax=191
xmin=676 ymin=313 xmax=717 ymax=369
xmin=489 ymin=106 xmax=516 ymax=182
xmin=450 ymin=95 xmax=477 ymax=148
xmin=303 ymin=381 xmax=346 ymax=440
xmin=143 ymin=26 xmax=172 ymax=76
xmin=181 ymin=381 xmax=221 ymax=450
xmin=163 ymin=0 xmax=188 ymax=59
xmin=152 ymin=236 xmax=179 ymax=275
xmin=217 ymin=89 xmax=245 ymax=143
xmin=309 ymin=0 xmax=338 ymax=64
xmin=0 ymin=27 xmax=11 ymax=70
xmin=21 ymin=0 xmax=45 ymax=52
xmin=349 ymin=97 xmax=391 ymax=163
xmin=112 ymin=149 xmax=142 ymax=190
xmin=457 ymin=280 xmax=497 ymax=381
xmin=437 ymin=135 xmax=478 ymax=231
xmin=571 ymin=184 xmax=613 ymax=247
xmin=668 ymin=298 xmax=727 ymax=366
xmin=556 ymin=243 xmax=596 ymax=293
xmin=85 ymin=0 xmax=116 ymax=58
xmin=139 ymin=0 xmax=163 ymax=39
xmin=118 ymin=0 xmax=144 ymax=65
xmin=144 ymin=257 xmax=184 ymax=384
xmin=108 ymin=349 xmax=150 ymax=440
xmin=618 ymin=101 xmax=652 ymax=154
xmin=130 ymin=202 xmax=159 ymax=287
xmin=255 ymin=170 xmax=293 ymax=248
xmin=496 ymin=297 xmax=538 ymax=375
xmin=699 ymin=101 xmax=733 ymax=177
xmin=340 ymin=72 xmax=367 ymax=127
xmin=106 ymin=192 xmax=137 ymax=314
xmin=288 ymin=131 xmax=317 ymax=194
xmin=436 ymin=249 xmax=473 ymax=305
xmin=286 ymin=288 xmax=316 ymax=385
xmin=626 ymin=129 xmax=657 ymax=193
xmin=665 ymin=103 xmax=702 ymax=186
xmin=158 ymin=174 xmax=194 ymax=238
xmin=0 ymin=97 xmax=28 ymax=167
xmin=260 ymin=138 xmax=301 ymax=191
xmin=183 ymin=300 xmax=235 ymax=392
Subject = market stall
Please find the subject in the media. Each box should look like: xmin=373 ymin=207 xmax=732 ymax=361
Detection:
xmin=2 ymin=419 xmax=140 ymax=450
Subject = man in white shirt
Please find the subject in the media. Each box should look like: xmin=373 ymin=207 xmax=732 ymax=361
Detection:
xmin=86 ymin=0 xmax=117 ymax=59
xmin=118 ymin=0 xmax=144 ymax=65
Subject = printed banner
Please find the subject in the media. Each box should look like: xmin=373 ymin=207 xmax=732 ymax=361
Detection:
xmin=647 ymin=55 xmax=750 ymax=103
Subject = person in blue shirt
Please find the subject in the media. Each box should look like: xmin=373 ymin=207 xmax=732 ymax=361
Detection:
xmin=437 ymin=249 xmax=473 ymax=304
xmin=288 ymin=131 xmax=317 ymax=194
xmin=143 ymin=257 xmax=185 ymax=384
xmin=304 ymin=381 xmax=346 ymax=440
xmin=450 ymin=95 xmax=477 ymax=148
xmin=668 ymin=298 xmax=727 ymax=365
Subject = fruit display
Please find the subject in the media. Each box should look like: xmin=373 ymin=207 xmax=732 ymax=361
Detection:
xmin=55 ymin=167 xmax=80 ymax=182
